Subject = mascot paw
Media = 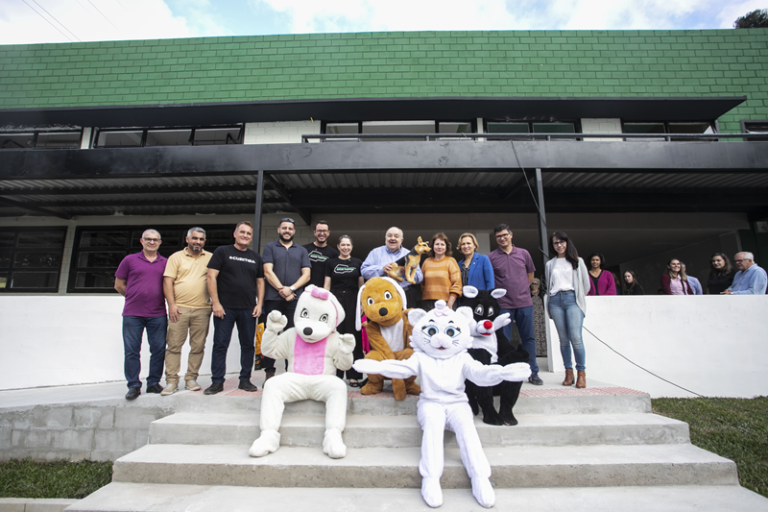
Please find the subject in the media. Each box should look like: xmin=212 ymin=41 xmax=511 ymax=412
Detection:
xmin=392 ymin=378 xmax=406 ymax=401
xmin=353 ymin=359 xmax=381 ymax=375
xmin=471 ymin=477 xmax=496 ymax=508
xmin=421 ymin=477 xmax=443 ymax=508
xmin=482 ymin=410 xmax=505 ymax=426
xmin=266 ymin=311 xmax=288 ymax=332
xmin=248 ymin=429 xmax=281 ymax=457
xmin=338 ymin=333 xmax=356 ymax=353
xmin=405 ymin=381 xmax=421 ymax=396
xmin=322 ymin=429 xmax=347 ymax=459
xmin=503 ymin=362 xmax=532 ymax=382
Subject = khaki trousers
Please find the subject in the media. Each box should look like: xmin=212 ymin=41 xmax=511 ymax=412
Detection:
xmin=165 ymin=306 xmax=212 ymax=384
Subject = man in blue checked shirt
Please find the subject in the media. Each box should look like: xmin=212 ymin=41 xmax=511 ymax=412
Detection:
xmin=361 ymin=226 xmax=423 ymax=307
xmin=722 ymin=252 xmax=767 ymax=295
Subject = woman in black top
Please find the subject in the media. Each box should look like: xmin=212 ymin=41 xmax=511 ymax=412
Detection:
xmin=707 ymin=252 xmax=736 ymax=294
xmin=621 ymin=270 xmax=644 ymax=295
xmin=324 ymin=235 xmax=365 ymax=387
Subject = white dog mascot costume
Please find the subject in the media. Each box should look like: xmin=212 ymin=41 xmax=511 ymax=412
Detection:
xmin=354 ymin=301 xmax=531 ymax=508
xmin=249 ymin=285 xmax=356 ymax=459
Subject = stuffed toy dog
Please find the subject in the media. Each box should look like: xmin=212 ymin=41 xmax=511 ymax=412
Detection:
xmin=354 ymin=301 xmax=531 ymax=508
xmin=386 ymin=236 xmax=430 ymax=284
xmin=249 ymin=285 xmax=356 ymax=459
xmin=462 ymin=286 xmax=530 ymax=426
xmin=356 ymin=276 xmax=421 ymax=400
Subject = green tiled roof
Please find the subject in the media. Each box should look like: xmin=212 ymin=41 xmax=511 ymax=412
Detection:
xmin=0 ymin=30 xmax=767 ymax=132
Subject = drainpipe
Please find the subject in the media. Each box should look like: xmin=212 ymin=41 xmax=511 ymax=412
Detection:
xmin=254 ymin=170 xmax=264 ymax=251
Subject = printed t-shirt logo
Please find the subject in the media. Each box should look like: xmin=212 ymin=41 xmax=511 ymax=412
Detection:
xmin=334 ymin=263 xmax=356 ymax=274
xmin=308 ymin=250 xmax=329 ymax=263
xmin=228 ymin=255 xmax=256 ymax=264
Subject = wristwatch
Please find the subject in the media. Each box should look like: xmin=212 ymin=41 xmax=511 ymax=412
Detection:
xmin=289 ymin=285 xmax=296 ymax=292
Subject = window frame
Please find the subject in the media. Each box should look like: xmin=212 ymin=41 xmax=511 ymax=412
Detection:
xmin=0 ymin=226 xmax=68 ymax=293
xmin=93 ymin=125 xmax=244 ymax=148
xmin=741 ymin=120 xmax=768 ymax=142
xmin=482 ymin=120 xmax=582 ymax=140
xmin=0 ymin=129 xmax=83 ymax=150
xmin=320 ymin=120 xmax=477 ymax=140
xmin=621 ymin=120 xmax=717 ymax=141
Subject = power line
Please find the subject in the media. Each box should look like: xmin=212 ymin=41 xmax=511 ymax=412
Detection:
xmin=29 ymin=0 xmax=81 ymax=41
xmin=87 ymin=0 xmax=122 ymax=34
xmin=20 ymin=0 xmax=77 ymax=42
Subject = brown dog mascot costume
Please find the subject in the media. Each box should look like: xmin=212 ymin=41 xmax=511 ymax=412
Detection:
xmin=355 ymin=277 xmax=421 ymax=400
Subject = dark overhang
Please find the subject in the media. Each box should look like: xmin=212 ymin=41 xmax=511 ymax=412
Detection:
xmin=0 ymin=96 xmax=747 ymax=129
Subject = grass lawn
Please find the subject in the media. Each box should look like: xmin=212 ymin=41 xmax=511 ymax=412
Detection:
xmin=653 ymin=396 xmax=768 ymax=498
xmin=0 ymin=459 xmax=112 ymax=499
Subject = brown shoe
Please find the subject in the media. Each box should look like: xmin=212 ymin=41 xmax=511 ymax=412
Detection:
xmin=562 ymin=369 xmax=574 ymax=386
xmin=575 ymin=371 xmax=587 ymax=388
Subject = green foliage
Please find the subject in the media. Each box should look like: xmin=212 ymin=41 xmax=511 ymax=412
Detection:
xmin=653 ymin=397 xmax=768 ymax=498
xmin=734 ymin=9 xmax=768 ymax=28
xmin=0 ymin=459 xmax=112 ymax=499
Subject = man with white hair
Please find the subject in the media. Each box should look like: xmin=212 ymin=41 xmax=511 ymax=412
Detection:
xmin=361 ymin=226 xmax=424 ymax=307
xmin=722 ymin=252 xmax=767 ymax=295
xmin=114 ymin=229 xmax=168 ymax=401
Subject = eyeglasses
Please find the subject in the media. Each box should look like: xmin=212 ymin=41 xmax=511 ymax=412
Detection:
xmin=315 ymin=229 xmax=329 ymax=233
xmin=734 ymin=259 xmax=744 ymax=262
xmin=553 ymin=241 xmax=566 ymax=246
xmin=142 ymin=238 xmax=161 ymax=243
xmin=280 ymin=217 xmax=295 ymax=224
xmin=495 ymin=233 xmax=510 ymax=239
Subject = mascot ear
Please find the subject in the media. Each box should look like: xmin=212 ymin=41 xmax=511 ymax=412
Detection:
xmin=328 ymin=291 xmax=345 ymax=327
xmin=456 ymin=306 xmax=474 ymax=322
xmin=408 ymin=308 xmax=428 ymax=326
xmin=355 ymin=284 xmax=366 ymax=331
xmin=463 ymin=286 xmax=478 ymax=299
xmin=491 ymin=288 xmax=507 ymax=299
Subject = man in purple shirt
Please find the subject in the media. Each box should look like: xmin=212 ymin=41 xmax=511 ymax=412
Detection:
xmin=114 ymin=229 xmax=168 ymax=400
xmin=488 ymin=223 xmax=542 ymax=385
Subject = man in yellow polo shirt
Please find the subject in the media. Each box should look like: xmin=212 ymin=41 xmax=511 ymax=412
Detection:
xmin=161 ymin=227 xmax=213 ymax=395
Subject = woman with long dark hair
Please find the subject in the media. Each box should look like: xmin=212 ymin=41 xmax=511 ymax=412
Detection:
xmin=707 ymin=252 xmax=736 ymax=294
xmin=622 ymin=270 xmax=644 ymax=295
xmin=587 ymin=252 xmax=617 ymax=296
xmin=544 ymin=231 xmax=591 ymax=388
xmin=660 ymin=258 xmax=693 ymax=295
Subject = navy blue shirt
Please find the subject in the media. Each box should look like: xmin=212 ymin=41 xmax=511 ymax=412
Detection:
xmin=262 ymin=240 xmax=311 ymax=301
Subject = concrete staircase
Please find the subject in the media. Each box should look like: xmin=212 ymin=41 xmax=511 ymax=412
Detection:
xmin=67 ymin=375 xmax=768 ymax=512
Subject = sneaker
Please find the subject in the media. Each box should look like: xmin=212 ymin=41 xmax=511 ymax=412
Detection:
xmin=528 ymin=372 xmax=543 ymax=386
xmin=160 ymin=382 xmax=178 ymax=396
xmin=185 ymin=380 xmax=202 ymax=391
xmin=238 ymin=380 xmax=258 ymax=392
xmin=125 ymin=388 xmax=140 ymax=400
xmin=204 ymin=382 xmax=224 ymax=395
xmin=146 ymin=384 xmax=164 ymax=394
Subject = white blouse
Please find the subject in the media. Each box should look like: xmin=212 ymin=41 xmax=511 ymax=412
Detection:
xmin=549 ymin=257 xmax=575 ymax=295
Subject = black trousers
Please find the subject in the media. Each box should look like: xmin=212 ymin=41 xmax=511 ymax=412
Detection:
xmin=333 ymin=288 xmax=364 ymax=380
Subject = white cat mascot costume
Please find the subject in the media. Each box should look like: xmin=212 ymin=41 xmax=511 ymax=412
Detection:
xmin=249 ymin=285 xmax=356 ymax=459
xmin=354 ymin=301 xmax=531 ymax=508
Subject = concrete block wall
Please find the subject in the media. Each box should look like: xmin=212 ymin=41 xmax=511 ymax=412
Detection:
xmin=244 ymin=121 xmax=320 ymax=144
xmin=581 ymin=118 xmax=623 ymax=141
xmin=0 ymin=402 xmax=172 ymax=462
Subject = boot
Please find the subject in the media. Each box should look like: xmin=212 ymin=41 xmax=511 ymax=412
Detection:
xmin=575 ymin=371 xmax=586 ymax=389
xmin=562 ymin=369 xmax=574 ymax=386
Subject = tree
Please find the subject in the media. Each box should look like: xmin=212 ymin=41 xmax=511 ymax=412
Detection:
xmin=733 ymin=8 xmax=768 ymax=28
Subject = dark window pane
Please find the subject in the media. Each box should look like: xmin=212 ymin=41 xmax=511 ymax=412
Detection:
xmin=17 ymin=230 xmax=65 ymax=248
xmin=13 ymin=252 xmax=61 ymax=269
xmin=0 ymin=274 xmax=7 ymax=288
xmin=439 ymin=122 xmax=472 ymax=134
xmin=97 ymin=130 xmax=142 ymax=147
xmin=36 ymin=132 xmax=81 ymax=148
xmin=193 ymin=127 xmax=241 ymax=145
xmin=74 ymin=271 xmax=116 ymax=289
xmin=1 ymin=133 xmax=34 ymax=149
xmin=11 ymin=272 xmax=58 ymax=289
xmin=487 ymin=123 xmax=530 ymax=133
xmin=745 ymin=122 xmax=768 ymax=133
xmin=204 ymin=229 xmax=234 ymax=249
xmin=623 ymin=123 xmax=666 ymax=141
xmin=0 ymin=251 xmax=11 ymax=268
xmin=533 ymin=123 xmax=575 ymax=134
xmin=145 ymin=129 xmax=193 ymax=147
xmin=0 ymin=232 xmax=16 ymax=247
xmin=78 ymin=251 xmax=127 ymax=268
xmin=79 ymin=231 xmax=129 ymax=248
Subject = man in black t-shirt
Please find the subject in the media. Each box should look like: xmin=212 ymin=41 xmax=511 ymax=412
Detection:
xmin=204 ymin=221 xmax=265 ymax=395
xmin=302 ymin=220 xmax=339 ymax=288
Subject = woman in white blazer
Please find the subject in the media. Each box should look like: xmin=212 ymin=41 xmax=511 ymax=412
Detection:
xmin=544 ymin=231 xmax=591 ymax=388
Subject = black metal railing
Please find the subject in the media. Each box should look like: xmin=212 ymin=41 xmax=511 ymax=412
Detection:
xmin=302 ymin=132 xmax=768 ymax=143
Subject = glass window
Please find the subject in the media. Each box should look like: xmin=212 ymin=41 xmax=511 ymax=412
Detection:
xmin=325 ymin=123 xmax=359 ymax=135
xmin=668 ymin=122 xmax=714 ymax=141
xmin=744 ymin=121 xmax=768 ymax=142
xmin=1 ymin=133 xmax=34 ymax=149
xmin=97 ymin=130 xmax=143 ymax=147
xmin=623 ymin=123 xmax=666 ymax=141
xmin=486 ymin=122 xmax=531 ymax=141
xmin=0 ymin=227 xmax=66 ymax=293
xmin=194 ymin=127 xmax=241 ymax=145
xmin=145 ymin=129 xmax=192 ymax=147
xmin=439 ymin=122 xmax=472 ymax=134
xmin=35 ymin=132 xmax=81 ymax=148
xmin=362 ymin=121 xmax=434 ymax=141
xmin=533 ymin=123 xmax=575 ymax=134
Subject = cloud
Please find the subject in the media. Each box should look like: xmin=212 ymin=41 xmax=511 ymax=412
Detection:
xmin=714 ymin=0 xmax=767 ymax=28
xmin=0 ymin=0 xmax=193 ymax=44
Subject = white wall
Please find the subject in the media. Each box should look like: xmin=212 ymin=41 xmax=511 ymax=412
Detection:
xmin=244 ymin=121 xmax=320 ymax=144
xmin=0 ymin=296 xmax=244 ymax=391
xmin=547 ymin=295 xmax=768 ymax=398
xmin=581 ymin=118 xmax=623 ymax=141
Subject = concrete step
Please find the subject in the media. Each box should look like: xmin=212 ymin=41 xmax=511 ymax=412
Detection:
xmin=149 ymin=411 xmax=689 ymax=448
xmin=66 ymin=483 xmax=768 ymax=512
xmin=112 ymin=443 xmax=737 ymax=489
xmin=171 ymin=387 xmax=651 ymax=416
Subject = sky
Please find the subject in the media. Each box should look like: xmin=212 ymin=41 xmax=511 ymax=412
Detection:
xmin=0 ymin=0 xmax=765 ymax=45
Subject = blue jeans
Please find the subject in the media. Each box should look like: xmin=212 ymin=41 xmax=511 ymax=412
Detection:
xmin=211 ymin=308 xmax=256 ymax=384
xmin=548 ymin=290 xmax=586 ymax=372
xmin=501 ymin=306 xmax=539 ymax=373
xmin=123 ymin=316 xmax=167 ymax=389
